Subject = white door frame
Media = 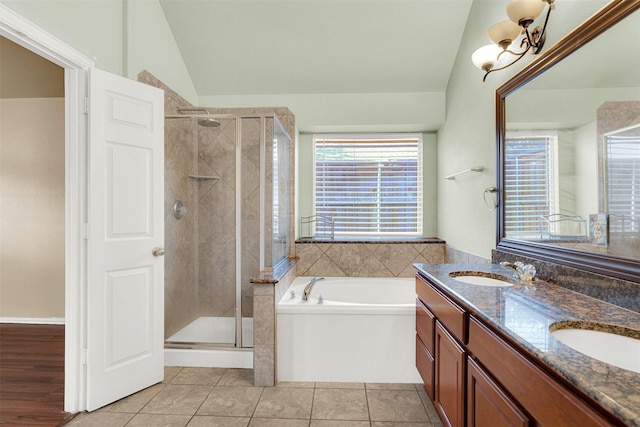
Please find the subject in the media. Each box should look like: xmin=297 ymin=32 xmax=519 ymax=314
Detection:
xmin=0 ymin=4 xmax=94 ymax=413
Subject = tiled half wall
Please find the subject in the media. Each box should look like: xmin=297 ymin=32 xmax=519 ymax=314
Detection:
xmin=295 ymin=241 xmax=447 ymax=277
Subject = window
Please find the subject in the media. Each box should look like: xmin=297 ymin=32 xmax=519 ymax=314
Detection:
xmin=313 ymin=134 xmax=423 ymax=236
xmin=504 ymin=131 xmax=558 ymax=238
xmin=606 ymin=131 xmax=640 ymax=234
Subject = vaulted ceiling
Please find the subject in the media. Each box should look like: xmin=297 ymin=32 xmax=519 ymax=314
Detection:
xmin=159 ymin=0 xmax=474 ymax=97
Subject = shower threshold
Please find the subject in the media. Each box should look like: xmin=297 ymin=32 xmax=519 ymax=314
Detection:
xmin=164 ymin=316 xmax=254 ymax=369
xmin=166 ymin=316 xmax=254 ymax=347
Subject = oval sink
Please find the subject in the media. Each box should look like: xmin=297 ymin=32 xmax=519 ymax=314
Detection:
xmin=449 ymin=272 xmax=514 ymax=287
xmin=551 ymin=324 xmax=640 ymax=373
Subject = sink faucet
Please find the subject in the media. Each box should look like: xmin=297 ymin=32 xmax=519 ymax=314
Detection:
xmin=302 ymin=277 xmax=325 ymax=301
xmin=499 ymin=261 xmax=536 ymax=281
xmin=499 ymin=261 xmax=520 ymax=272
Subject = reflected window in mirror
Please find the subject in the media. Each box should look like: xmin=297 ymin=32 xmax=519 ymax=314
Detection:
xmin=504 ymin=131 xmax=561 ymax=238
xmin=504 ymin=128 xmax=591 ymax=241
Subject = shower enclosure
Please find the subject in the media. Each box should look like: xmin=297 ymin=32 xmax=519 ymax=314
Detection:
xmin=163 ymin=111 xmax=291 ymax=351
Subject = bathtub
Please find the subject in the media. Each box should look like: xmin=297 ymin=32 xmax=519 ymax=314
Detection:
xmin=277 ymin=276 xmax=422 ymax=383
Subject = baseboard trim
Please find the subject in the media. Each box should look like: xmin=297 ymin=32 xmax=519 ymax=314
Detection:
xmin=0 ymin=317 xmax=65 ymax=325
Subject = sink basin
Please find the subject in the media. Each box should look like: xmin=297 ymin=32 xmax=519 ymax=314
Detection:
xmin=551 ymin=324 xmax=640 ymax=373
xmin=449 ymin=272 xmax=514 ymax=287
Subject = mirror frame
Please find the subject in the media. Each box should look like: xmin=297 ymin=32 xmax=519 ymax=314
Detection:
xmin=496 ymin=0 xmax=640 ymax=283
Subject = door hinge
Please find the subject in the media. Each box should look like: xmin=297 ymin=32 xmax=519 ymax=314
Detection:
xmin=84 ymin=97 xmax=89 ymax=114
xmin=81 ymin=223 xmax=89 ymax=239
xmin=81 ymin=348 xmax=88 ymax=365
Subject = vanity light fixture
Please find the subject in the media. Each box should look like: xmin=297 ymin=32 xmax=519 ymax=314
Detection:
xmin=472 ymin=0 xmax=555 ymax=81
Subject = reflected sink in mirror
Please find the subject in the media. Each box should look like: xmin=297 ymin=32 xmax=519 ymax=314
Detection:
xmin=449 ymin=272 xmax=515 ymax=287
xmin=550 ymin=323 xmax=640 ymax=373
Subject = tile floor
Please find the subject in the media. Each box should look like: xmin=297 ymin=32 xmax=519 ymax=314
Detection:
xmin=66 ymin=367 xmax=444 ymax=427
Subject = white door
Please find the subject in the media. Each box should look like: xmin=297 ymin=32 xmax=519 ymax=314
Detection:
xmin=86 ymin=67 xmax=165 ymax=411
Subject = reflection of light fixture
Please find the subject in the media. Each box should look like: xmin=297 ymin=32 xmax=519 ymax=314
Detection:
xmin=472 ymin=0 xmax=555 ymax=81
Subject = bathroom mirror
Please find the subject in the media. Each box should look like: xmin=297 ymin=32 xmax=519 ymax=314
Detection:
xmin=496 ymin=1 xmax=640 ymax=282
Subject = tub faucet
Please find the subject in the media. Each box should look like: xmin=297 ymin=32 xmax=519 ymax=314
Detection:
xmin=499 ymin=261 xmax=536 ymax=281
xmin=302 ymin=277 xmax=325 ymax=301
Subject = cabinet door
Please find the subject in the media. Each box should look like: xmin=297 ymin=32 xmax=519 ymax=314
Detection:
xmin=435 ymin=321 xmax=466 ymax=427
xmin=467 ymin=357 xmax=530 ymax=427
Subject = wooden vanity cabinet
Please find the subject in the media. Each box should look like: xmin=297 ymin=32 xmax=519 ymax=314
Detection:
xmin=435 ymin=321 xmax=466 ymax=427
xmin=415 ymin=273 xmax=619 ymax=427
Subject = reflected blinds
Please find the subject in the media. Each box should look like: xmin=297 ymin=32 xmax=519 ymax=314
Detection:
xmin=314 ymin=135 xmax=423 ymax=236
xmin=504 ymin=135 xmax=557 ymax=237
xmin=606 ymin=134 xmax=640 ymax=233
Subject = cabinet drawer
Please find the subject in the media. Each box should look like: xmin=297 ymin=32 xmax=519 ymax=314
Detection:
xmin=416 ymin=334 xmax=435 ymax=401
xmin=416 ymin=276 xmax=467 ymax=342
xmin=416 ymin=298 xmax=435 ymax=354
xmin=468 ymin=316 xmax=612 ymax=427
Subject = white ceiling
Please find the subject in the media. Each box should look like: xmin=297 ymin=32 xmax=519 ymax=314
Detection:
xmin=159 ymin=0 xmax=474 ymax=97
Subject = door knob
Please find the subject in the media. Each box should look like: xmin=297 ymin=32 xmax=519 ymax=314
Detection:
xmin=152 ymin=247 xmax=165 ymax=257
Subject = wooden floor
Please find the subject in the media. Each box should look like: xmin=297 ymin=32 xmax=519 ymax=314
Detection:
xmin=0 ymin=323 xmax=72 ymax=426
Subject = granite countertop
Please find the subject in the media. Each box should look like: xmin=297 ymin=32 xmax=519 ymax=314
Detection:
xmin=413 ymin=263 xmax=640 ymax=427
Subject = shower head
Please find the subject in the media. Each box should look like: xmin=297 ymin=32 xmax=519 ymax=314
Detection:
xmin=198 ymin=118 xmax=221 ymax=127
xmin=176 ymin=107 xmax=221 ymax=127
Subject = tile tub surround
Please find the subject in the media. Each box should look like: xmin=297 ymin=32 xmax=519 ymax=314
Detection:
xmin=295 ymin=239 xmax=446 ymax=277
xmin=493 ymin=250 xmax=640 ymax=313
xmin=445 ymin=244 xmax=489 ymax=264
xmin=414 ymin=263 xmax=640 ymax=426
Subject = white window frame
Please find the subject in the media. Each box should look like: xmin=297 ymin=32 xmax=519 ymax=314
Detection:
xmin=312 ymin=133 xmax=423 ymax=237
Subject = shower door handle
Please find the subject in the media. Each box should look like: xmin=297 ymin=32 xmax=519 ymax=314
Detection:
xmin=152 ymin=247 xmax=165 ymax=257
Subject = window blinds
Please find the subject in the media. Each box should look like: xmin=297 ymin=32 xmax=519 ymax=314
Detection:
xmin=314 ymin=136 xmax=423 ymax=236
xmin=504 ymin=135 xmax=556 ymax=237
xmin=606 ymin=134 xmax=640 ymax=233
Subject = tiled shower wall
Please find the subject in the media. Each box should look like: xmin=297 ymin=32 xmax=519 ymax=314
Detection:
xmin=196 ymin=117 xmax=240 ymax=318
xmin=142 ymin=71 xmax=199 ymax=338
